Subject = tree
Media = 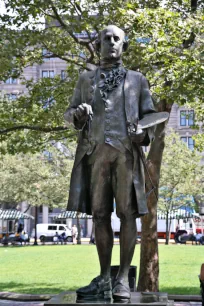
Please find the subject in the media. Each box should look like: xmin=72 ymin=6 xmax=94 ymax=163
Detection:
xmin=158 ymin=131 xmax=203 ymax=244
xmin=0 ymin=0 xmax=203 ymax=153
xmin=0 ymin=0 xmax=203 ymax=291
xmin=0 ymin=143 xmax=75 ymax=209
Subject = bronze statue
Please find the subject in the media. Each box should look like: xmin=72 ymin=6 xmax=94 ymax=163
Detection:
xmin=64 ymin=25 xmax=156 ymax=301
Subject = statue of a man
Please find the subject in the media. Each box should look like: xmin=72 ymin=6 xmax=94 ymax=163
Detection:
xmin=64 ymin=25 xmax=156 ymax=301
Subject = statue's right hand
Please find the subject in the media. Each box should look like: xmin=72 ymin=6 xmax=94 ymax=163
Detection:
xmin=74 ymin=103 xmax=93 ymax=121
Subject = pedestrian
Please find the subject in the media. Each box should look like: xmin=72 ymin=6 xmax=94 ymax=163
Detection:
xmin=53 ymin=232 xmax=59 ymax=244
xmin=71 ymin=225 xmax=78 ymax=245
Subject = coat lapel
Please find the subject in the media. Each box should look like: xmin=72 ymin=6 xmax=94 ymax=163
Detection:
xmin=82 ymin=69 xmax=98 ymax=106
xmin=124 ymin=70 xmax=140 ymax=124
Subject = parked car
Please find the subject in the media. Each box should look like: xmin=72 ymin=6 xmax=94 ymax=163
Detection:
xmin=35 ymin=223 xmax=72 ymax=243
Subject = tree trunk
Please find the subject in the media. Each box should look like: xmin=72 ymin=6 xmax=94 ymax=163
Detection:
xmin=168 ymin=216 xmax=172 ymax=244
xmin=165 ymin=211 xmax=169 ymax=245
xmin=138 ymin=101 xmax=172 ymax=292
xmin=77 ymin=214 xmax=81 ymax=245
xmin=33 ymin=206 xmax=38 ymax=246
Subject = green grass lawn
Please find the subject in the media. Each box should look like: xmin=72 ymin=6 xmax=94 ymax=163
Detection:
xmin=0 ymin=244 xmax=203 ymax=295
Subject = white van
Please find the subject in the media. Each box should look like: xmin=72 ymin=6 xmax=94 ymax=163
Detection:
xmin=36 ymin=223 xmax=72 ymax=242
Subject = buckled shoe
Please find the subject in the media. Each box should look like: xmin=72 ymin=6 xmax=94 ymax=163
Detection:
xmin=76 ymin=276 xmax=112 ymax=299
xmin=112 ymin=278 xmax=131 ymax=301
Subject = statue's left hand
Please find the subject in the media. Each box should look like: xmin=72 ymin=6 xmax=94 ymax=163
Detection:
xmin=130 ymin=129 xmax=147 ymax=144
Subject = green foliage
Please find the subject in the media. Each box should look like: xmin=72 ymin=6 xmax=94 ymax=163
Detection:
xmin=0 ymin=142 xmax=75 ymax=207
xmin=0 ymin=0 xmax=203 ymax=153
xmin=158 ymin=131 xmax=203 ymax=213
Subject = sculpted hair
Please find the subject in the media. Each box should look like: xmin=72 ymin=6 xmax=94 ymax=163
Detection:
xmin=95 ymin=26 xmax=129 ymax=53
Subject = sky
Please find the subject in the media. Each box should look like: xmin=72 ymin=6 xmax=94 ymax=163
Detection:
xmin=0 ymin=1 xmax=4 ymax=13
xmin=0 ymin=0 xmax=45 ymax=29
xmin=0 ymin=1 xmax=6 ymax=15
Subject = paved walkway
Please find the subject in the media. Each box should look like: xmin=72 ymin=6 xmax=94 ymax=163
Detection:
xmin=0 ymin=300 xmax=202 ymax=306
xmin=0 ymin=301 xmax=44 ymax=305
xmin=0 ymin=292 xmax=202 ymax=306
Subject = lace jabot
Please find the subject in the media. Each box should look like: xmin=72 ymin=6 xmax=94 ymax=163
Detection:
xmin=98 ymin=62 xmax=126 ymax=100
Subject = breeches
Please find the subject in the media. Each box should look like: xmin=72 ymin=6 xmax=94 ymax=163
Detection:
xmin=86 ymin=144 xmax=137 ymax=221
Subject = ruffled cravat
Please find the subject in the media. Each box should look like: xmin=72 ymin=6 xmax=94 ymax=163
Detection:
xmin=98 ymin=63 xmax=126 ymax=100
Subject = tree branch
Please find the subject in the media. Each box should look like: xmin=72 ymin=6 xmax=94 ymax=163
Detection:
xmin=67 ymin=0 xmax=96 ymax=62
xmin=49 ymin=0 xmax=96 ymax=63
xmin=29 ymin=3 xmax=56 ymax=19
xmin=49 ymin=1 xmax=82 ymax=44
xmin=0 ymin=125 xmax=69 ymax=134
xmin=41 ymin=44 xmax=91 ymax=70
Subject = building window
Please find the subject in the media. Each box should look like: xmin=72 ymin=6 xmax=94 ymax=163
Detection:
xmin=43 ymin=150 xmax=53 ymax=161
xmin=181 ymin=136 xmax=187 ymax=143
xmin=180 ymin=110 xmax=194 ymax=126
xmin=42 ymin=97 xmax=55 ymax=108
xmin=42 ymin=48 xmax=58 ymax=61
xmin=6 ymin=93 xmax=17 ymax=100
xmin=181 ymin=136 xmax=195 ymax=150
xmin=5 ymin=77 xmax=17 ymax=84
xmin=188 ymin=137 xmax=194 ymax=150
xmin=41 ymin=95 xmax=55 ymax=109
xmin=61 ymin=70 xmax=66 ymax=80
xmin=188 ymin=111 xmax=194 ymax=126
xmin=42 ymin=48 xmax=51 ymax=61
xmin=42 ymin=70 xmax=55 ymax=78
xmin=49 ymin=207 xmax=53 ymax=213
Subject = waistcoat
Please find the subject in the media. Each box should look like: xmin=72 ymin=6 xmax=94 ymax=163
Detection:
xmin=89 ymin=68 xmax=130 ymax=153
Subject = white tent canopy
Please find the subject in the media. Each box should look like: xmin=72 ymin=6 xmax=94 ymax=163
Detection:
xmin=53 ymin=210 xmax=92 ymax=220
xmin=0 ymin=209 xmax=34 ymax=220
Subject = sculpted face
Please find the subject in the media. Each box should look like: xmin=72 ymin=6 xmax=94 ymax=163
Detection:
xmin=100 ymin=25 xmax=125 ymax=60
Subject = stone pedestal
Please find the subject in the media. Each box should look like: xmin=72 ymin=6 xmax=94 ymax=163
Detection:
xmin=44 ymin=291 xmax=174 ymax=306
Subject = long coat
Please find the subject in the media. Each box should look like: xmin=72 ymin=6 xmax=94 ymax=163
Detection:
xmin=64 ymin=69 xmax=156 ymax=216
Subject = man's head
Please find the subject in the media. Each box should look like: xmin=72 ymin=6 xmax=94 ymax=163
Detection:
xmin=96 ymin=25 xmax=128 ymax=60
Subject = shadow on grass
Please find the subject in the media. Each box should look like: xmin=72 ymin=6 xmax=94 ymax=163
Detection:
xmin=160 ymin=286 xmax=200 ymax=295
xmin=0 ymin=282 xmax=78 ymax=295
xmin=0 ymin=283 xmax=201 ymax=296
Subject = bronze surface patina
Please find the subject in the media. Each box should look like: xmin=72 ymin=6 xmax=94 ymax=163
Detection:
xmin=64 ymin=25 xmax=157 ymax=302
